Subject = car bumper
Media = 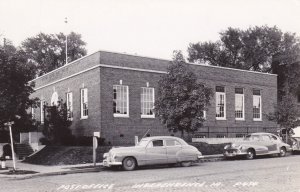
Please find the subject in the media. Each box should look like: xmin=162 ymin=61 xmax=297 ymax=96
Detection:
xmin=197 ymin=155 xmax=204 ymax=159
xmin=102 ymin=159 xmax=122 ymax=167
xmin=223 ymin=150 xmax=246 ymax=157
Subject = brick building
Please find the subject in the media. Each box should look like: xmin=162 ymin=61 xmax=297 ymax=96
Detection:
xmin=30 ymin=50 xmax=278 ymax=145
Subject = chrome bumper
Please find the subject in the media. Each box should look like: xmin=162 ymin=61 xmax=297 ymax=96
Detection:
xmin=103 ymin=159 xmax=122 ymax=167
xmin=223 ymin=150 xmax=246 ymax=157
xmin=197 ymin=155 xmax=204 ymax=159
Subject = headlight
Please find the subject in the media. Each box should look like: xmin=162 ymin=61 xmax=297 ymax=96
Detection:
xmin=293 ymin=141 xmax=297 ymax=146
xmin=224 ymin=145 xmax=230 ymax=149
xmin=103 ymin=153 xmax=108 ymax=158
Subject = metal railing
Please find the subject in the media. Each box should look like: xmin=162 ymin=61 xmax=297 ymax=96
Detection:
xmin=193 ymin=126 xmax=278 ymax=138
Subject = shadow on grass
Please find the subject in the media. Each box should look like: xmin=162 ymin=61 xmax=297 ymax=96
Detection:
xmin=0 ymin=170 xmax=39 ymax=175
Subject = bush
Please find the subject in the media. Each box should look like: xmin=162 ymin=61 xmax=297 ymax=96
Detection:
xmin=2 ymin=144 xmax=12 ymax=157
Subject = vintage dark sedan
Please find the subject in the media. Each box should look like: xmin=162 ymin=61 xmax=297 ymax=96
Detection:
xmin=223 ymin=132 xmax=292 ymax=160
xmin=103 ymin=136 xmax=203 ymax=171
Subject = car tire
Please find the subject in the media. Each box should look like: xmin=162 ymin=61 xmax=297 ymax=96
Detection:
xmin=122 ymin=157 xmax=136 ymax=171
xmin=180 ymin=161 xmax=192 ymax=167
xmin=246 ymin=149 xmax=255 ymax=160
xmin=279 ymin=147 xmax=286 ymax=157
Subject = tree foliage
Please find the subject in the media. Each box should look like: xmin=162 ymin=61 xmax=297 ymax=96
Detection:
xmin=188 ymin=26 xmax=300 ymax=130
xmin=41 ymin=100 xmax=73 ymax=145
xmin=188 ymin=26 xmax=300 ymax=73
xmin=155 ymin=51 xmax=213 ymax=137
xmin=21 ymin=32 xmax=87 ymax=76
xmin=0 ymin=40 xmax=37 ymax=137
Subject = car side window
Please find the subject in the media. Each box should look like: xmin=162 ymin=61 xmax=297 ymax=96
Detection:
xmin=152 ymin=140 xmax=164 ymax=147
xmin=261 ymin=135 xmax=271 ymax=141
xmin=270 ymin=135 xmax=278 ymax=141
xmin=166 ymin=140 xmax=181 ymax=147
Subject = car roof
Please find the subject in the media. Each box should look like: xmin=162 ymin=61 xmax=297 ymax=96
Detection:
xmin=140 ymin=136 xmax=182 ymax=140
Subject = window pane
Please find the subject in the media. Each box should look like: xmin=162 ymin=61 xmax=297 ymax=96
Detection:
xmin=113 ymin=85 xmax=128 ymax=115
xmin=216 ymin=91 xmax=225 ymax=118
xmin=235 ymin=93 xmax=244 ymax=119
xmin=152 ymin=140 xmax=163 ymax=147
xmin=253 ymin=95 xmax=261 ymax=119
xmin=141 ymin=87 xmax=155 ymax=116
xmin=81 ymin=89 xmax=88 ymax=118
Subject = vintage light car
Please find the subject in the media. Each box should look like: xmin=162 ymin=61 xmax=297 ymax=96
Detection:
xmin=288 ymin=127 xmax=300 ymax=152
xmin=103 ymin=136 xmax=203 ymax=171
xmin=223 ymin=132 xmax=292 ymax=160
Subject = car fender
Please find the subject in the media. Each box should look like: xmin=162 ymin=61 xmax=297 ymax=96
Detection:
xmin=176 ymin=147 xmax=199 ymax=162
xmin=239 ymin=144 xmax=268 ymax=154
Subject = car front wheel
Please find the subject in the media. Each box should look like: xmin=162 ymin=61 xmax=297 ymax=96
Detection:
xmin=246 ymin=149 xmax=255 ymax=160
xmin=122 ymin=157 xmax=137 ymax=171
xmin=279 ymin=147 xmax=286 ymax=157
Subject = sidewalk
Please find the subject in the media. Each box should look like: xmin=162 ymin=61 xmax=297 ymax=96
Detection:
xmin=0 ymin=160 xmax=104 ymax=179
xmin=0 ymin=154 xmax=224 ymax=179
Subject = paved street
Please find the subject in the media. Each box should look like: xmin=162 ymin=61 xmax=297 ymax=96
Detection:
xmin=1 ymin=155 xmax=300 ymax=192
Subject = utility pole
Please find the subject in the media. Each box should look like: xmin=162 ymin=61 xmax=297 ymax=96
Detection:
xmin=65 ymin=17 xmax=68 ymax=64
xmin=4 ymin=121 xmax=16 ymax=171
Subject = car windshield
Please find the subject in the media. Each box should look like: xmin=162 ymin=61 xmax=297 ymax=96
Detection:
xmin=137 ymin=139 xmax=149 ymax=147
xmin=244 ymin=135 xmax=260 ymax=141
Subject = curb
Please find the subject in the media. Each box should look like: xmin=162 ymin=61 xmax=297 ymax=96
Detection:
xmin=1 ymin=155 xmax=225 ymax=179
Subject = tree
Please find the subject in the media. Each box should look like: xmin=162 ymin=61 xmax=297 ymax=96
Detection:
xmin=267 ymin=92 xmax=300 ymax=142
xmin=21 ymin=32 xmax=87 ymax=76
xmin=41 ymin=100 xmax=73 ymax=145
xmin=188 ymin=26 xmax=300 ymax=73
xmin=0 ymin=40 xmax=38 ymax=140
xmin=155 ymin=51 xmax=213 ymax=138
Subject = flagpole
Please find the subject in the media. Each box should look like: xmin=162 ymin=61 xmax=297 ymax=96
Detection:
xmin=65 ymin=17 xmax=68 ymax=64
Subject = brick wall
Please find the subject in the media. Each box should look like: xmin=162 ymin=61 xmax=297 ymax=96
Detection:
xmin=98 ymin=58 xmax=277 ymax=145
xmin=30 ymin=51 xmax=278 ymax=146
xmin=31 ymin=53 xmax=102 ymax=137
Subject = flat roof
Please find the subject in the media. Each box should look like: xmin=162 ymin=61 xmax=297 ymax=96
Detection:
xmin=30 ymin=49 xmax=277 ymax=82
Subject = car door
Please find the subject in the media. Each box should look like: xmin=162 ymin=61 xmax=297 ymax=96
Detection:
xmin=165 ymin=139 xmax=182 ymax=163
xmin=269 ymin=135 xmax=282 ymax=152
xmin=261 ymin=135 xmax=277 ymax=153
xmin=145 ymin=139 xmax=168 ymax=165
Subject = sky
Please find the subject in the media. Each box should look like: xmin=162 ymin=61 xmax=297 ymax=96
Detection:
xmin=0 ymin=0 xmax=300 ymax=60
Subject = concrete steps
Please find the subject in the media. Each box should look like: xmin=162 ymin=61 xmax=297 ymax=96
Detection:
xmin=14 ymin=143 xmax=34 ymax=160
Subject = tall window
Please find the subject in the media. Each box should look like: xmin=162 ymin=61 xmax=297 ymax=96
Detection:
xmin=235 ymin=88 xmax=244 ymax=120
xmin=113 ymin=85 xmax=129 ymax=117
xmin=31 ymin=107 xmax=35 ymax=120
xmin=141 ymin=87 xmax=155 ymax=118
xmin=66 ymin=92 xmax=73 ymax=120
xmin=80 ymin=88 xmax=88 ymax=119
xmin=216 ymin=86 xmax=226 ymax=120
xmin=51 ymin=92 xmax=58 ymax=106
xmin=40 ymin=100 xmax=45 ymax=124
xmin=253 ymin=89 xmax=262 ymax=121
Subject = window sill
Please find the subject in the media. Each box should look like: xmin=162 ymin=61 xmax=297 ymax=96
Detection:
xmin=141 ymin=115 xmax=155 ymax=119
xmin=216 ymin=118 xmax=226 ymax=121
xmin=253 ymin=119 xmax=262 ymax=122
xmin=80 ymin=116 xmax=88 ymax=120
xmin=235 ymin=118 xmax=245 ymax=121
xmin=114 ymin=114 xmax=129 ymax=118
